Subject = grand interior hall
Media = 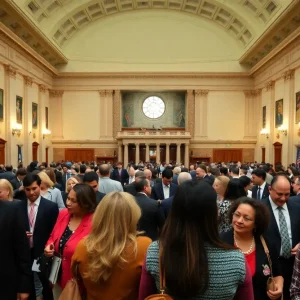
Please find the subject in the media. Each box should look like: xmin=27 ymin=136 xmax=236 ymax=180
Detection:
xmin=0 ymin=0 xmax=300 ymax=166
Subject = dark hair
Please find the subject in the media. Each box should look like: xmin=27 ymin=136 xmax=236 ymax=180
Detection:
xmin=197 ymin=164 xmax=207 ymax=173
xmin=134 ymin=178 xmax=148 ymax=192
xmin=220 ymin=167 xmax=228 ymax=176
xmin=160 ymin=180 xmax=234 ymax=297
xmin=16 ymin=168 xmax=27 ymax=176
xmin=210 ymin=168 xmax=220 ymax=176
xmin=252 ymin=169 xmax=266 ymax=181
xmin=162 ymin=168 xmax=173 ymax=179
xmin=239 ymin=176 xmax=251 ymax=188
xmin=79 ymin=165 xmax=87 ymax=173
xmin=23 ymin=173 xmax=41 ymax=187
xmin=228 ymin=197 xmax=270 ymax=236
xmin=224 ymin=179 xmax=246 ymax=200
xmin=5 ymin=165 xmax=13 ymax=172
xmin=72 ymin=184 xmax=96 ymax=213
xmin=83 ymin=172 xmax=98 ymax=183
xmin=230 ymin=167 xmax=239 ymax=175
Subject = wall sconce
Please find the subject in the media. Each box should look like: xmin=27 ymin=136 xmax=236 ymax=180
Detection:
xmin=12 ymin=124 xmax=22 ymax=137
xmin=42 ymin=129 xmax=51 ymax=139
xmin=260 ymin=128 xmax=269 ymax=139
xmin=278 ymin=125 xmax=288 ymax=136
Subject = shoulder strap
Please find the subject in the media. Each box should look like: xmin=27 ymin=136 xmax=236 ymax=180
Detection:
xmin=159 ymin=246 xmax=166 ymax=294
xmin=260 ymin=235 xmax=273 ymax=277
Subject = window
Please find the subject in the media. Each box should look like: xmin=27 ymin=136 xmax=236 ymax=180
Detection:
xmin=142 ymin=96 xmax=165 ymax=119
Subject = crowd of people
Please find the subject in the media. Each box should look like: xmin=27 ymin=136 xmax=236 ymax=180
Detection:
xmin=1 ymin=159 xmax=300 ymax=300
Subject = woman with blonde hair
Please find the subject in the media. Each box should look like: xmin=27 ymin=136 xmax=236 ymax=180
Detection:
xmin=61 ymin=176 xmax=81 ymax=205
xmin=38 ymin=171 xmax=65 ymax=209
xmin=72 ymin=192 xmax=152 ymax=300
xmin=0 ymin=179 xmax=14 ymax=200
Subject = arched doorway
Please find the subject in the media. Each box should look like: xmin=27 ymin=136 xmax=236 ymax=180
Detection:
xmin=0 ymin=138 xmax=6 ymax=164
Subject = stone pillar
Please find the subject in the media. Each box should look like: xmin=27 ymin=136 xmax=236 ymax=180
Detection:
xmin=124 ymin=143 xmax=128 ymax=167
xmin=166 ymin=143 xmax=170 ymax=164
xmin=176 ymin=143 xmax=181 ymax=164
xmin=49 ymin=89 xmax=64 ymax=139
xmin=98 ymin=90 xmax=106 ymax=138
xmin=184 ymin=143 xmax=189 ymax=167
xmin=194 ymin=90 xmax=209 ymax=137
xmin=145 ymin=143 xmax=150 ymax=162
xmin=186 ymin=90 xmax=195 ymax=136
xmin=106 ymin=90 xmax=113 ymax=138
xmin=156 ymin=143 xmax=160 ymax=164
xmin=113 ymin=90 xmax=121 ymax=138
xmin=135 ymin=143 xmax=140 ymax=164
xmin=118 ymin=142 xmax=123 ymax=162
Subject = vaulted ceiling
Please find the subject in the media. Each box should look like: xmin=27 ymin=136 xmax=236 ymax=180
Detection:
xmin=0 ymin=0 xmax=299 ymax=69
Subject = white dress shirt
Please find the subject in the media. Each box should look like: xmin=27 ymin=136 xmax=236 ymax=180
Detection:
xmin=162 ymin=183 xmax=170 ymax=199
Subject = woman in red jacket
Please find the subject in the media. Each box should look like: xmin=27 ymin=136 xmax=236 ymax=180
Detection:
xmin=44 ymin=183 xmax=96 ymax=297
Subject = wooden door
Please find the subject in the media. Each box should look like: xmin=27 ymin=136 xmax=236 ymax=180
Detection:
xmin=65 ymin=148 xmax=94 ymax=162
xmin=273 ymin=142 xmax=282 ymax=165
xmin=0 ymin=139 xmax=6 ymax=164
xmin=32 ymin=142 xmax=39 ymax=162
xmin=169 ymin=145 xmax=176 ymax=163
xmin=213 ymin=149 xmax=243 ymax=163
xmin=261 ymin=148 xmax=266 ymax=163
xmin=140 ymin=145 xmax=146 ymax=162
xmin=45 ymin=148 xmax=49 ymax=165
xmin=128 ymin=144 xmax=135 ymax=164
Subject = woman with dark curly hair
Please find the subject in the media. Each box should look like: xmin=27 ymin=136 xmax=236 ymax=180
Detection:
xmin=221 ymin=197 xmax=283 ymax=300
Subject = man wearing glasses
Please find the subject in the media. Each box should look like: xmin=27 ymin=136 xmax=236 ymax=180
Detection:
xmin=262 ymin=175 xmax=300 ymax=299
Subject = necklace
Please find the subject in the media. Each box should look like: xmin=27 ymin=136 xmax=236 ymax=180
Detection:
xmin=234 ymin=235 xmax=255 ymax=255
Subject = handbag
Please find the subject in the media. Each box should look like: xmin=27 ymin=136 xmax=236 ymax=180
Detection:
xmin=59 ymin=262 xmax=82 ymax=300
xmin=260 ymin=236 xmax=283 ymax=299
xmin=145 ymin=248 xmax=173 ymax=300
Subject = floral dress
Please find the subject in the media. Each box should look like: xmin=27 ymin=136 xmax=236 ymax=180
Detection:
xmin=217 ymin=199 xmax=232 ymax=233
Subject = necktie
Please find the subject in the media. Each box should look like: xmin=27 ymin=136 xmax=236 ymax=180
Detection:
xmin=29 ymin=202 xmax=35 ymax=247
xmin=257 ymin=186 xmax=261 ymax=200
xmin=277 ymin=207 xmax=291 ymax=258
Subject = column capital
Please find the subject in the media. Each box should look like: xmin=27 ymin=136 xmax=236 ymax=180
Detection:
xmin=99 ymin=90 xmax=106 ymax=97
xmin=265 ymin=80 xmax=275 ymax=91
xmin=195 ymin=90 xmax=209 ymax=96
xmin=39 ymin=84 xmax=48 ymax=93
xmin=123 ymin=142 xmax=129 ymax=146
xmin=24 ymin=75 xmax=33 ymax=87
xmin=187 ymin=90 xmax=194 ymax=96
xmin=176 ymin=143 xmax=181 ymax=147
xmin=243 ymin=90 xmax=256 ymax=97
xmin=165 ymin=143 xmax=171 ymax=146
xmin=49 ymin=89 xmax=64 ymax=97
xmin=4 ymin=64 xmax=17 ymax=78
xmin=135 ymin=143 xmax=140 ymax=146
xmin=283 ymin=69 xmax=295 ymax=82
xmin=106 ymin=90 xmax=113 ymax=97
xmin=145 ymin=143 xmax=149 ymax=147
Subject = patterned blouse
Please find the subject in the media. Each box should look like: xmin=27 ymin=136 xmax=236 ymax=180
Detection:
xmin=217 ymin=199 xmax=232 ymax=233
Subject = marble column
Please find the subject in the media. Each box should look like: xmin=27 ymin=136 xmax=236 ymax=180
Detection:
xmin=184 ymin=143 xmax=189 ymax=167
xmin=145 ymin=143 xmax=150 ymax=162
xmin=106 ymin=90 xmax=114 ymax=137
xmin=194 ymin=90 xmax=209 ymax=137
xmin=118 ymin=142 xmax=123 ymax=163
xmin=49 ymin=89 xmax=64 ymax=139
xmin=186 ymin=90 xmax=195 ymax=136
xmin=176 ymin=143 xmax=181 ymax=164
xmin=98 ymin=90 xmax=106 ymax=138
xmin=113 ymin=90 xmax=121 ymax=138
xmin=135 ymin=143 xmax=140 ymax=164
xmin=124 ymin=143 xmax=128 ymax=167
xmin=156 ymin=143 xmax=160 ymax=164
xmin=166 ymin=143 xmax=170 ymax=164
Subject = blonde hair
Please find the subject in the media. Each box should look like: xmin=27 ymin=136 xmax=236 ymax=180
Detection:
xmin=38 ymin=171 xmax=54 ymax=188
xmin=0 ymin=179 xmax=14 ymax=200
xmin=84 ymin=192 xmax=141 ymax=282
xmin=65 ymin=177 xmax=79 ymax=192
xmin=215 ymin=176 xmax=230 ymax=190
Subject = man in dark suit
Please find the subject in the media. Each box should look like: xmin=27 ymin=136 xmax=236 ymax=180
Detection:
xmin=135 ymin=179 xmax=165 ymax=240
xmin=196 ymin=164 xmax=214 ymax=186
xmin=61 ymin=164 xmax=73 ymax=191
xmin=83 ymin=172 xmax=105 ymax=205
xmin=18 ymin=174 xmax=59 ymax=300
xmin=262 ymin=175 xmax=300 ymax=299
xmin=10 ymin=167 xmax=27 ymax=195
xmin=0 ymin=164 xmax=15 ymax=181
xmin=110 ymin=162 xmax=129 ymax=186
xmin=251 ymin=168 xmax=270 ymax=200
xmin=123 ymin=171 xmax=146 ymax=196
xmin=161 ymin=172 xmax=192 ymax=218
xmin=151 ymin=168 xmax=177 ymax=200
xmin=0 ymin=200 xmax=32 ymax=300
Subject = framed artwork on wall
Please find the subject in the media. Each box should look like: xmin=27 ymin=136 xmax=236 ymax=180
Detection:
xmin=16 ymin=96 xmax=23 ymax=124
xmin=275 ymin=99 xmax=283 ymax=128
xmin=262 ymin=106 xmax=266 ymax=128
xmin=0 ymin=89 xmax=3 ymax=121
xmin=296 ymin=92 xmax=300 ymax=124
xmin=45 ymin=107 xmax=48 ymax=129
xmin=32 ymin=103 xmax=38 ymax=128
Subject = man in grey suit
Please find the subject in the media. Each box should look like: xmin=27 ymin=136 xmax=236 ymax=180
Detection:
xmin=98 ymin=164 xmax=123 ymax=194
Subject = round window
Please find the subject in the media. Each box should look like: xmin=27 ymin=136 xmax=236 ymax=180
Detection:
xmin=142 ymin=96 xmax=165 ymax=119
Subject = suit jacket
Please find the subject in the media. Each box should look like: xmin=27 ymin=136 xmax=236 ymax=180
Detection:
xmin=221 ymin=230 xmax=281 ymax=300
xmin=0 ymin=171 xmax=15 ymax=181
xmin=46 ymin=209 xmax=93 ymax=288
xmin=98 ymin=177 xmax=123 ymax=194
xmin=17 ymin=197 xmax=59 ymax=259
xmin=123 ymin=182 xmax=137 ymax=196
xmin=110 ymin=168 xmax=129 ymax=186
xmin=151 ymin=182 xmax=177 ymax=200
xmin=96 ymin=191 xmax=106 ymax=205
xmin=161 ymin=196 xmax=174 ymax=218
xmin=0 ymin=201 xmax=32 ymax=300
xmin=61 ymin=172 xmax=73 ymax=191
xmin=252 ymin=183 xmax=270 ymax=200
xmin=10 ymin=177 xmax=22 ymax=191
xmin=203 ymin=174 xmax=215 ymax=186
xmin=135 ymin=193 xmax=165 ymax=241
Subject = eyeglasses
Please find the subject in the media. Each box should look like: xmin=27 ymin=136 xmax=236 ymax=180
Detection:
xmin=232 ymin=212 xmax=253 ymax=223
xmin=271 ymin=188 xmax=290 ymax=198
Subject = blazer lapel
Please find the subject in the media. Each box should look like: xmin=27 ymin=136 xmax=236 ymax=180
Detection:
xmin=287 ymin=201 xmax=297 ymax=246
xmin=21 ymin=199 xmax=30 ymax=231
xmin=68 ymin=213 xmax=92 ymax=244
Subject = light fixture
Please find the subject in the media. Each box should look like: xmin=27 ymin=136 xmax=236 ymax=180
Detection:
xmin=12 ymin=124 xmax=22 ymax=137
xmin=260 ymin=128 xmax=269 ymax=139
xmin=278 ymin=125 xmax=288 ymax=136
xmin=42 ymin=129 xmax=51 ymax=139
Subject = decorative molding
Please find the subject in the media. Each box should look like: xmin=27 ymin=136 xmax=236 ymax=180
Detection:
xmin=190 ymin=140 xmax=257 ymax=145
xmin=106 ymin=90 xmax=113 ymax=97
xmin=195 ymin=90 xmax=209 ymax=97
xmin=39 ymin=84 xmax=48 ymax=93
xmin=4 ymin=64 xmax=17 ymax=78
xmin=244 ymin=90 xmax=256 ymax=97
xmin=49 ymin=89 xmax=64 ymax=97
xmin=24 ymin=75 xmax=33 ymax=87
xmin=265 ymin=80 xmax=275 ymax=91
xmin=99 ymin=90 xmax=106 ymax=97
xmin=283 ymin=69 xmax=295 ymax=81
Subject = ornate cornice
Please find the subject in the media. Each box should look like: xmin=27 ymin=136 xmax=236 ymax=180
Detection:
xmin=24 ymin=75 xmax=33 ymax=87
xmin=195 ymin=90 xmax=209 ymax=96
xmin=4 ymin=64 xmax=17 ymax=78
xmin=265 ymin=80 xmax=275 ymax=91
xmin=99 ymin=90 xmax=106 ymax=97
xmin=49 ymin=89 xmax=64 ymax=97
xmin=39 ymin=84 xmax=48 ymax=93
xmin=283 ymin=69 xmax=295 ymax=81
xmin=244 ymin=90 xmax=256 ymax=97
